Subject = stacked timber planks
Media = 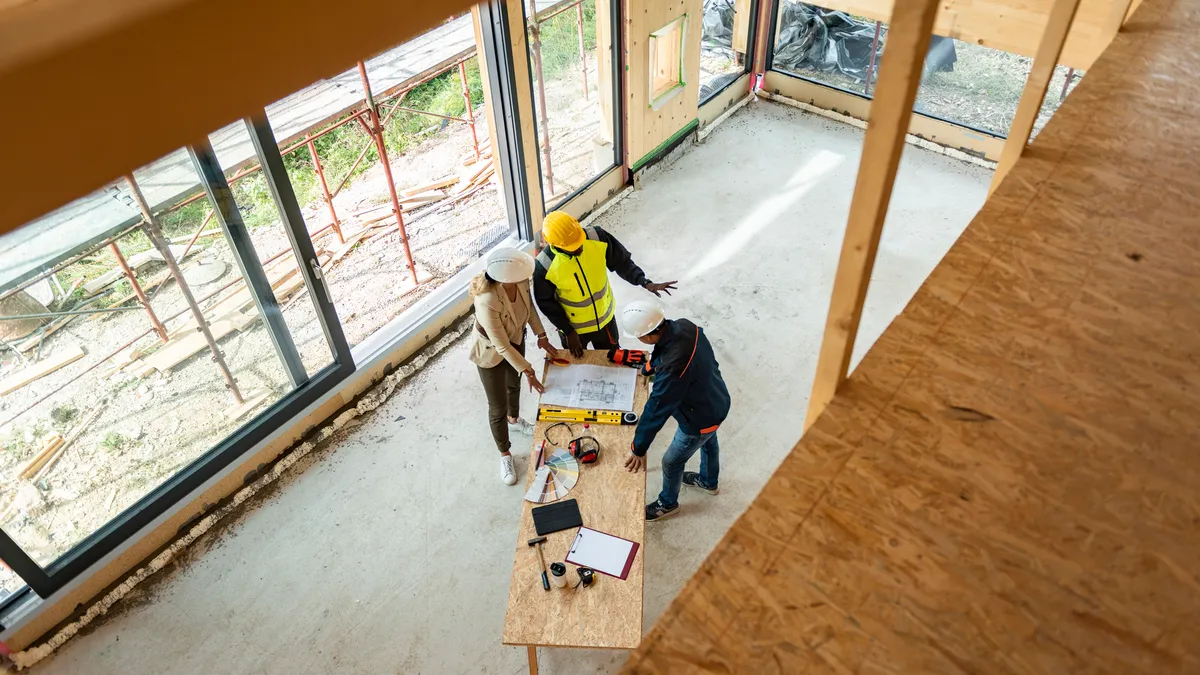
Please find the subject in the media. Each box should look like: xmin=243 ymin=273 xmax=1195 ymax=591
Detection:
xmin=126 ymin=250 xmax=329 ymax=377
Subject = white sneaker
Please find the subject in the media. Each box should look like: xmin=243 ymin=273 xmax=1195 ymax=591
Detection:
xmin=508 ymin=418 xmax=534 ymax=435
xmin=500 ymin=455 xmax=517 ymax=485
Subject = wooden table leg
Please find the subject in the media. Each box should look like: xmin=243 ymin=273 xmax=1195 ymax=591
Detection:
xmin=526 ymin=645 xmax=538 ymax=675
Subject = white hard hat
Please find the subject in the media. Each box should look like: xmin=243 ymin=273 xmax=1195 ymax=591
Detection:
xmin=485 ymin=247 xmax=535 ymax=283
xmin=620 ymin=300 xmax=665 ymax=338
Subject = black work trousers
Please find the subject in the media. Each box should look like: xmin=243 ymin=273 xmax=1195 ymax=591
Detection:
xmin=477 ymin=342 xmax=524 ymax=453
xmin=576 ymin=320 xmax=620 ymax=351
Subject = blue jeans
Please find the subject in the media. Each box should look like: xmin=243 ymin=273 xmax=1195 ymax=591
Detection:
xmin=657 ymin=428 xmax=720 ymax=508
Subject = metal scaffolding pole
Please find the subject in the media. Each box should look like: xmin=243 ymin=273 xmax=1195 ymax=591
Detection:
xmin=528 ymin=19 xmax=556 ymax=195
xmin=357 ymin=60 xmax=419 ymax=285
xmin=109 ymin=241 xmax=169 ymax=343
xmin=1060 ymin=67 xmax=1076 ymax=101
xmin=864 ymin=22 xmax=882 ymax=95
xmin=125 ymin=175 xmax=244 ymax=404
xmin=459 ymin=61 xmax=482 ymax=160
xmin=306 ymin=135 xmax=344 ymax=244
xmin=577 ymin=3 xmax=589 ymax=101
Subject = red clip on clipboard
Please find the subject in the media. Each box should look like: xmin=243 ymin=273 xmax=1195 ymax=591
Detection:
xmin=565 ymin=527 xmax=640 ymax=580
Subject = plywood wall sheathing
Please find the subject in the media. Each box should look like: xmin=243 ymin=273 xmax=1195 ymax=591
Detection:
xmin=625 ymin=0 xmax=703 ymax=168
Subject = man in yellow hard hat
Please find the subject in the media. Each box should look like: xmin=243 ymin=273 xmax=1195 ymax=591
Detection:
xmin=534 ymin=211 xmax=677 ymax=356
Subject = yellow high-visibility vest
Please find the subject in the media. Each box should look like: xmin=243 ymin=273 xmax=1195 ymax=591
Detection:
xmin=538 ymin=228 xmax=615 ymax=333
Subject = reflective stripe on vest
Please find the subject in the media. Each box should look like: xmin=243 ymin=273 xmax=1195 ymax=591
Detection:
xmin=543 ymin=228 xmax=615 ymax=333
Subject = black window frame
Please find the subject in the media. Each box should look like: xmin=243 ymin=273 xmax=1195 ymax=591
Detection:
xmin=0 ymin=118 xmax=356 ymax=613
xmin=519 ymin=0 xmax=626 ymax=214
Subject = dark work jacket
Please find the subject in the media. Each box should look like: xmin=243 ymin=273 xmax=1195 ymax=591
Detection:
xmin=533 ymin=226 xmax=650 ymax=335
xmin=632 ymin=319 xmax=731 ymax=456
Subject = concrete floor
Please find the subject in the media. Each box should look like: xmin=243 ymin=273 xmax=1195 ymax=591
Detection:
xmin=33 ymin=101 xmax=988 ymax=675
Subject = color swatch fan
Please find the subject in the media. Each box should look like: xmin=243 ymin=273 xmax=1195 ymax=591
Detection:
xmin=524 ymin=449 xmax=579 ymax=503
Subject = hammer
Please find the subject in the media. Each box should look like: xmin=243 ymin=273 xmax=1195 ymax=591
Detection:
xmin=527 ymin=536 xmax=550 ymax=591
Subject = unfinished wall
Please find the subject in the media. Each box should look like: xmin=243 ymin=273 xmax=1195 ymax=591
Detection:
xmin=625 ymin=0 xmax=703 ymax=170
xmin=791 ymin=0 xmax=1136 ymax=69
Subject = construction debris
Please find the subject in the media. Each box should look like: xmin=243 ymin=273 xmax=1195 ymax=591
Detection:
xmin=402 ymin=176 xmax=459 ymax=196
xmin=30 ymin=405 xmax=105 ymax=483
xmin=20 ymin=433 xmax=64 ymax=480
xmin=82 ymin=244 xmax=191 ymax=296
xmin=0 ymin=344 xmax=86 ymax=396
xmin=126 ymin=251 xmax=330 ymax=377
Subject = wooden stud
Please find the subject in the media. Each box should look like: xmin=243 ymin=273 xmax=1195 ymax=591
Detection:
xmin=731 ymin=0 xmax=752 ymax=56
xmin=503 ymin=0 xmax=546 ymax=230
xmin=471 ymin=5 xmax=508 ymax=195
xmin=595 ymin=0 xmax=615 ymax=146
xmin=990 ymin=0 xmax=1085 ymax=196
xmin=804 ymin=0 xmax=941 ymax=430
xmin=1106 ymin=0 xmax=1138 ymax=38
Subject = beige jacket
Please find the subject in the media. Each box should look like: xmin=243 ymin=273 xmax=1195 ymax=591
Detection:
xmin=470 ymin=277 xmax=546 ymax=372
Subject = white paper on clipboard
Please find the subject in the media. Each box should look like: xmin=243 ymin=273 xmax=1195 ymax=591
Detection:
xmin=565 ymin=527 xmax=640 ymax=580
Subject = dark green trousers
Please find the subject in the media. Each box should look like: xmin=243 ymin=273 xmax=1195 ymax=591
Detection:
xmin=477 ymin=342 xmax=524 ymax=453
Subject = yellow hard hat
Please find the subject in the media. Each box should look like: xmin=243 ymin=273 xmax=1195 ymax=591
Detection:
xmin=542 ymin=211 xmax=585 ymax=250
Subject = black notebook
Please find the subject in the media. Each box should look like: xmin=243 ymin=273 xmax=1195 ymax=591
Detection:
xmin=531 ymin=498 xmax=582 ymax=536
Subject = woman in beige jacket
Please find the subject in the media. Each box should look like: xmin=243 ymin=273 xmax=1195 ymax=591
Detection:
xmin=471 ymin=248 xmax=560 ymax=485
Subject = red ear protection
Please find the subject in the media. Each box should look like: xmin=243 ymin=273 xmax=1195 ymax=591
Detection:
xmin=568 ymin=436 xmax=600 ymax=464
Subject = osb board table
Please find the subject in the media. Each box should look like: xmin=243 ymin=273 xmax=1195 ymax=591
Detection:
xmin=622 ymin=0 xmax=1200 ymax=671
xmin=503 ymin=350 xmax=649 ymax=674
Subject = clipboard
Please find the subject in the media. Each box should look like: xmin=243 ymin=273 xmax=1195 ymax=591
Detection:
xmin=565 ymin=527 xmax=640 ymax=580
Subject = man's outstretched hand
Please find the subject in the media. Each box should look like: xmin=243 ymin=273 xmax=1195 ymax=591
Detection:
xmin=565 ymin=331 xmax=585 ymax=357
xmin=644 ymin=281 xmax=678 ymax=297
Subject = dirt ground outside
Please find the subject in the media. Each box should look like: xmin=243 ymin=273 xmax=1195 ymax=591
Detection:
xmin=774 ymin=31 xmax=1081 ymax=139
xmin=0 ymin=97 xmax=528 ymax=595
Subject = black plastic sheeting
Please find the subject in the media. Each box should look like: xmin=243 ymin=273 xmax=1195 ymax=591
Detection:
xmin=773 ymin=1 xmax=956 ymax=86
xmin=700 ymin=0 xmax=745 ymax=100
xmin=702 ymin=0 xmax=737 ymax=50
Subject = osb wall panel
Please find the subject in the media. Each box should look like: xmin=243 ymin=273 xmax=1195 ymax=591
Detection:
xmin=625 ymin=0 xmax=703 ymax=166
xmin=623 ymin=0 xmax=1200 ymax=670
xmin=797 ymin=0 xmax=1139 ymax=69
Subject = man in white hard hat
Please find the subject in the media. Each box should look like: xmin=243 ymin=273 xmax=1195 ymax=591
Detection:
xmin=621 ymin=301 xmax=731 ymax=522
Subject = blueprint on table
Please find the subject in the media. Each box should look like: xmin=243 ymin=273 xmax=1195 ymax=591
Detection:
xmin=540 ymin=363 xmax=637 ymax=412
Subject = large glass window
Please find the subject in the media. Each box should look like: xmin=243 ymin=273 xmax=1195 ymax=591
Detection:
xmin=525 ymin=0 xmax=620 ymax=209
xmin=772 ymin=3 xmax=883 ymax=94
xmin=0 ymin=121 xmax=352 ymax=601
xmin=251 ymin=15 xmax=514 ymax=349
xmin=771 ymin=1 xmax=1083 ymax=137
xmin=914 ymin=38 xmax=1080 ymax=137
xmin=700 ymin=0 xmax=755 ymax=102
xmin=0 ymin=6 xmax=532 ymax=605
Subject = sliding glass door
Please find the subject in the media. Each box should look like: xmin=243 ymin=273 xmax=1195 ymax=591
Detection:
xmin=0 ymin=116 xmax=353 ymax=604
